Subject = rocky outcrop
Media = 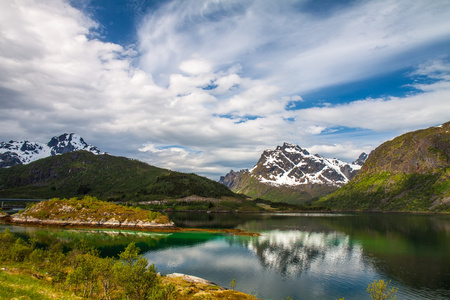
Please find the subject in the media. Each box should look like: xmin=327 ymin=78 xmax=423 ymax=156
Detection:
xmin=9 ymin=197 xmax=176 ymax=229
xmin=360 ymin=122 xmax=450 ymax=176
xmin=9 ymin=214 xmax=175 ymax=228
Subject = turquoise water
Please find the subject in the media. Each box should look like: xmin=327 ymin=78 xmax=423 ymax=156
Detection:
xmin=2 ymin=213 xmax=450 ymax=299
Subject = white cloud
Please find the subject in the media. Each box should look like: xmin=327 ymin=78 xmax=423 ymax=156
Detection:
xmin=307 ymin=143 xmax=374 ymax=162
xmin=0 ymin=0 xmax=449 ymax=180
xmin=296 ymin=77 xmax=450 ymax=133
xmin=179 ymin=59 xmax=212 ymax=75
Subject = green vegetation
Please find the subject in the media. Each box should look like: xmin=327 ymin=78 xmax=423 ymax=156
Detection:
xmin=367 ymin=280 xmax=398 ymax=300
xmin=0 ymin=151 xmax=237 ymax=202
xmin=316 ymin=122 xmax=450 ymax=212
xmin=138 ymin=196 xmax=328 ymax=212
xmin=317 ymin=169 xmax=450 ymax=212
xmin=0 ymin=229 xmax=257 ymax=299
xmin=16 ymin=195 xmax=172 ymax=225
xmin=0 ymin=228 xmax=176 ymax=299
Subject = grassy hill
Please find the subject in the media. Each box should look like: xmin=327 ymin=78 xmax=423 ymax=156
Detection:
xmin=0 ymin=151 xmax=236 ymax=202
xmin=316 ymin=122 xmax=450 ymax=212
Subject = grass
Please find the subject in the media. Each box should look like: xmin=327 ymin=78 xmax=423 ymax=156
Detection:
xmin=0 ymin=268 xmax=80 ymax=300
xmin=317 ymin=170 xmax=450 ymax=212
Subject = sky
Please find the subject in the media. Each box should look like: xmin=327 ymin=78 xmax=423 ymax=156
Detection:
xmin=1 ymin=0 xmax=450 ymax=180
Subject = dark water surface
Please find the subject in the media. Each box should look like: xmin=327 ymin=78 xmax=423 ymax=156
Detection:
xmin=2 ymin=213 xmax=450 ymax=299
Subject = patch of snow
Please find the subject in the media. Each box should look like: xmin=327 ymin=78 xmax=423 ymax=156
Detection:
xmin=0 ymin=133 xmax=102 ymax=167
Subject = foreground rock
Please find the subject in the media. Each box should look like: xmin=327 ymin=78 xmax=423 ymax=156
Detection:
xmin=10 ymin=196 xmax=176 ymax=229
xmin=163 ymin=273 xmax=259 ymax=299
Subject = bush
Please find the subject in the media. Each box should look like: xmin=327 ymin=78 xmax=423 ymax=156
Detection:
xmin=367 ymin=279 xmax=398 ymax=300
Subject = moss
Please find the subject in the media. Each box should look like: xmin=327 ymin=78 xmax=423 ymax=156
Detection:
xmin=21 ymin=196 xmax=173 ymax=224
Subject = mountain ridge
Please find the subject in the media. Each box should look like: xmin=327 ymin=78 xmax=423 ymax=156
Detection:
xmin=317 ymin=122 xmax=450 ymax=212
xmin=0 ymin=150 xmax=237 ymax=202
xmin=0 ymin=133 xmax=102 ymax=168
xmin=220 ymin=143 xmax=367 ymax=203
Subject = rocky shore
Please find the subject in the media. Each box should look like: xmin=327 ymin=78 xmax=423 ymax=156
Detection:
xmin=4 ymin=196 xmax=177 ymax=229
xmin=9 ymin=214 xmax=176 ymax=229
xmin=0 ymin=211 xmax=8 ymax=219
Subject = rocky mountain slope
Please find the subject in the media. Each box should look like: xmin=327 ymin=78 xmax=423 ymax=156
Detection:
xmin=220 ymin=143 xmax=366 ymax=204
xmin=318 ymin=122 xmax=450 ymax=212
xmin=0 ymin=133 xmax=102 ymax=168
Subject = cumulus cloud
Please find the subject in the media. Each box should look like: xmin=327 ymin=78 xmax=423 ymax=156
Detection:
xmin=297 ymin=72 xmax=450 ymax=132
xmin=0 ymin=0 xmax=449 ymax=179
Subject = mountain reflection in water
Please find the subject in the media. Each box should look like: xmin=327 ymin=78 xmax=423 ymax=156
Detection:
xmin=242 ymin=230 xmax=363 ymax=277
xmin=2 ymin=213 xmax=450 ymax=299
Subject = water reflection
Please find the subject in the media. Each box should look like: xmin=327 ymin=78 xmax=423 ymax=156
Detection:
xmin=243 ymin=230 xmax=363 ymax=277
xmin=2 ymin=213 xmax=450 ymax=299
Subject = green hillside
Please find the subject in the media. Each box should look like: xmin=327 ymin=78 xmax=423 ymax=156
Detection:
xmin=317 ymin=122 xmax=450 ymax=212
xmin=229 ymin=171 xmax=337 ymax=204
xmin=0 ymin=151 xmax=236 ymax=202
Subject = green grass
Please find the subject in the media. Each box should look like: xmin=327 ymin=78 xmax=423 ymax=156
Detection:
xmin=317 ymin=170 xmax=450 ymax=212
xmin=0 ymin=269 xmax=80 ymax=299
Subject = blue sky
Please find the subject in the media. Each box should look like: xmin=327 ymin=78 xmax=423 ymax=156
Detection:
xmin=1 ymin=0 xmax=450 ymax=179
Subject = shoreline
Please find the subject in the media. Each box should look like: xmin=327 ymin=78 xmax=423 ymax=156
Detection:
xmin=148 ymin=208 xmax=450 ymax=215
xmin=0 ymin=215 xmax=260 ymax=236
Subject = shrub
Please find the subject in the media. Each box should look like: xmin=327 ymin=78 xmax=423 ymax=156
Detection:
xmin=367 ymin=279 xmax=398 ymax=300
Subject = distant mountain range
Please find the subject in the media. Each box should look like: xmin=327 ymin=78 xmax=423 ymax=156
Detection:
xmin=0 ymin=133 xmax=102 ymax=168
xmin=219 ymin=143 xmax=367 ymax=203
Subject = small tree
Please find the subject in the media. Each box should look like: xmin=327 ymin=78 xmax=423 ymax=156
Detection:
xmin=367 ymin=279 xmax=398 ymax=300
xmin=97 ymin=256 xmax=116 ymax=300
xmin=230 ymin=278 xmax=237 ymax=290
xmin=45 ymin=242 xmax=66 ymax=282
xmin=114 ymin=242 xmax=160 ymax=300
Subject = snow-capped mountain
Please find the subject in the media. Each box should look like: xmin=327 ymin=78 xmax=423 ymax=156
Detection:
xmin=0 ymin=133 xmax=102 ymax=168
xmin=219 ymin=143 xmax=368 ymax=203
xmin=221 ymin=143 xmax=365 ymax=188
xmin=251 ymin=143 xmax=363 ymax=186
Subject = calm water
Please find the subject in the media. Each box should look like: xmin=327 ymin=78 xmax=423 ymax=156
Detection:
xmin=1 ymin=213 xmax=450 ymax=300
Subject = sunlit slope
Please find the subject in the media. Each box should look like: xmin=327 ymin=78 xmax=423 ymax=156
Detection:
xmin=317 ymin=122 xmax=450 ymax=212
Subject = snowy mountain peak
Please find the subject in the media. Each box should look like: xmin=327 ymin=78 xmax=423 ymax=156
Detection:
xmin=248 ymin=143 xmax=364 ymax=187
xmin=47 ymin=133 xmax=102 ymax=156
xmin=0 ymin=133 xmax=103 ymax=168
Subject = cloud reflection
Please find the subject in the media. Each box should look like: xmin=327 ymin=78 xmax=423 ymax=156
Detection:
xmin=240 ymin=230 xmax=365 ymax=277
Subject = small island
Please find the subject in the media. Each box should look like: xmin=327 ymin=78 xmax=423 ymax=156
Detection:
xmin=9 ymin=196 xmax=176 ymax=229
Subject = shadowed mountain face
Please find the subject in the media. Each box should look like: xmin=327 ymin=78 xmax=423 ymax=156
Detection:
xmin=319 ymin=121 xmax=450 ymax=212
xmin=219 ymin=143 xmax=366 ymax=204
xmin=0 ymin=151 xmax=237 ymax=202
xmin=0 ymin=133 xmax=102 ymax=168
